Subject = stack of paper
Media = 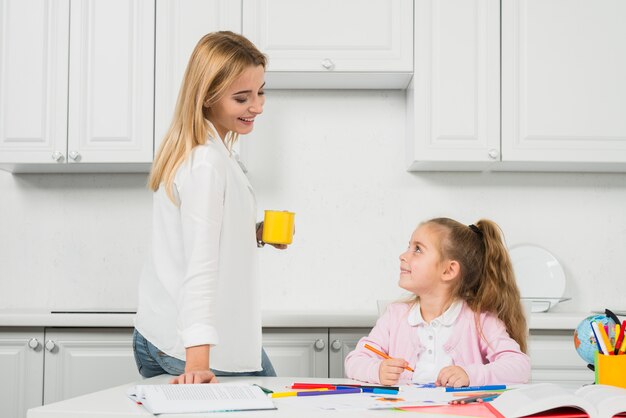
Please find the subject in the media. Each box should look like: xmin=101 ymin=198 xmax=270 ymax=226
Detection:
xmin=126 ymin=383 xmax=276 ymax=414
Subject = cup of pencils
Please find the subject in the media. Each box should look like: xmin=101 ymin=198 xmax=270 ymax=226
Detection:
xmin=592 ymin=315 xmax=626 ymax=388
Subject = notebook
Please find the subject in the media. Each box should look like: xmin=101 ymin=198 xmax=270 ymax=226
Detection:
xmin=126 ymin=383 xmax=276 ymax=414
xmin=489 ymin=383 xmax=626 ymax=418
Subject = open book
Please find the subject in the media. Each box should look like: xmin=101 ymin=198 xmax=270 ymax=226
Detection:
xmin=489 ymin=383 xmax=626 ymax=418
xmin=126 ymin=383 xmax=276 ymax=414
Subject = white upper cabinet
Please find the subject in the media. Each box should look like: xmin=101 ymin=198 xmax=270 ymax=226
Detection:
xmin=407 ymin=0 xmax=626 ymax=172
xmin=501 ymin=0 xmax=626 ymax=169
xmin=0 ymin=0 xmax=70 ymax=167
xmin=406 ymin=0 xmax=500 ymax=170
xmin=243 ymin=0 xmax=413 ymax=89
xmin=0 ymin=0 xmax=155 ymax=173
xmin=154 ymin=0 xmax=241 ymax=151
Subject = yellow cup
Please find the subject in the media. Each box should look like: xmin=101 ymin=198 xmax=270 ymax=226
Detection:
xmin=262 ymin=210 xmax=295 ymax=245
xmin=595 ymin=351 xmax=626 ymax=388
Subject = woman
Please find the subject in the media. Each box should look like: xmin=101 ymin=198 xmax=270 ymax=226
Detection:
xmin=133 ymin=31 xmax=283 ymax=384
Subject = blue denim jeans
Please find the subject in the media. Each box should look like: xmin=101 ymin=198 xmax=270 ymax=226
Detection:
xmin=132 ymin=328 xmax=277 ymax=378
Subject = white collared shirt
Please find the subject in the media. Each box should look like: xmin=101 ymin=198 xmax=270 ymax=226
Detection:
xmin=135 ymin=123 xmax=262 ymax=372
xmin=408 ymin=300 xmax=463 ymax=383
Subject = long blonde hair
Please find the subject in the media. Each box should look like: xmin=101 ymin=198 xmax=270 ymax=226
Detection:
xmin=417 ymin=218 xmax=528 ymax=353
xmin=149 ymin=31 xmax=267 ymax=203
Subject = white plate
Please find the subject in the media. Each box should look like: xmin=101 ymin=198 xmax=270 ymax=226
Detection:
xmin=509 ymin=245 xmax=566 ymax=309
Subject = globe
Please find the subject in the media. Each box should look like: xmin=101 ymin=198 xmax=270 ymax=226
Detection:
xmin=573 ymin=314 xmax=616 ymax=364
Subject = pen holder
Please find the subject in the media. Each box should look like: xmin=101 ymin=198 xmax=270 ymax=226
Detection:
xmin=594 ymin=351 xmax=626 ymax=388
xmin=262 ymin=210 xmax=295 ymax=245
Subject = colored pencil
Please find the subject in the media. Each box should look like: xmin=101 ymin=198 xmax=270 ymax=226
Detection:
xmin=291 ymin=383 xmax=399 ymax=391
xmin=364 ymin=343 xmax=415 ymax=372
xmin=445 ymin=385 xmax=506 ymax=392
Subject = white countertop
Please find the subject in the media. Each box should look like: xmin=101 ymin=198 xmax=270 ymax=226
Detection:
xmin=0 ymin=309 xmax=590 ymax=329
xmin=26 ymin=375 xmax=419 ymax=418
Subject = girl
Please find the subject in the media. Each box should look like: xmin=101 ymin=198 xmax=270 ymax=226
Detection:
xmin=345 ymin=218 xmax=530 ymax=387
xmin=133 ymin=31 xmax=286 ymax=385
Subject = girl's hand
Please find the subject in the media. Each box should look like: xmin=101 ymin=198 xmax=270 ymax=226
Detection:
xmin=169 ymin=370 xmax=218 ymax=384
xmin=436 ymin=365 xmax=469 ymax=388
xmin=379 ymin=358 xmax=408 ymax=386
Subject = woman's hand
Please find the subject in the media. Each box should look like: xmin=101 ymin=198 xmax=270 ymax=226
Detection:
xmin=256 ymin=222 xmax=292 ymax=250
xmin=436 ymin=365 xmax=469 ymax=388
xmin=378 ymin=358 xmax=408 ymax=386
xmin=170 ymin=344 xmax=217 ymax=384
xmin=170 ymin=370 xmax=218 ymax=384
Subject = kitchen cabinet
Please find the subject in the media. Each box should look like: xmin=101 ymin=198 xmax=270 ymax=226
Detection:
xmin=262 ymin=328 xmax=368 ymax=378
xmin=0 ymin=0 xmax=154 ymax=173
xmin=0 ymin=329 xmax=44 ymax=418
xmin=528 ymin=330 xmax=593 ymax=386
xmin=501 ymin=0 xmax=626 ymax=169
xmin=242 ymin=0 xmax=413 ymax=89
xmin=0 ymin=327 xmax=140 ymax=418
xmin=407 ymin=0 xmax=626 ymax=172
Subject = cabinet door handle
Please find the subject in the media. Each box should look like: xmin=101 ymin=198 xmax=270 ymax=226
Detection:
xmin=331 ymin=339 xmax=342 ymax=351
xmin=68 ymin=151 xmax=81 ymax=161
xmin=51 ymin=151 xmax=65 ymax=162
xmin=321 ymin=58 xmax=335 ymax=70
xmin=28 ymin=338 xmax=40 ymax=350
xmin=45 ymin=340 xmax=56 ymax=352
xmin=314 ymin=338 xmax=326 ymax=351
xmin=488 ymin=149 xmax=499 ymax=160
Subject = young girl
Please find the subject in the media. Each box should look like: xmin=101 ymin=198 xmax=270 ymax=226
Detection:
xmin=133 ymin=31 xmax=287 ymax=385
xmin=345 ymin=218 xmax=531 ymax=387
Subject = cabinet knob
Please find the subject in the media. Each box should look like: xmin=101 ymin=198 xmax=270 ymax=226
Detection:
xmin=314 ymin=338 xmax=326 ymax=351
xmin=51 ymin=151 xmax=65 ymax=162
xmin=45 ymin=340 xmax=56 ymax=352
xmin=321 ymin=58 xmax=335 ymax=71
xmin=28 ymin=338 xmax=40 ymax=350
xmin=68 ymin=151 xmax=81 ymax=161
xmin=488 ymin=149 xmax=499 ymax=160
xmin=330 ymin=339 xmax=342 ymax=351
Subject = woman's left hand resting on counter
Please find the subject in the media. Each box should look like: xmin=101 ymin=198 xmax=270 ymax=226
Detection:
xmin=170 ymin=345 xmax=218 ymax=384
xmin=436 ymin=365 xmax=469 ymax=388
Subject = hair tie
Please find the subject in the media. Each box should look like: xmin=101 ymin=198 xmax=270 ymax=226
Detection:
xmin=468 ymin=224 xmax=482 ymax=235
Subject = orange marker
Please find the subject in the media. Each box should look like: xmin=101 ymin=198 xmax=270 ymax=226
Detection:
xmin=364 ymin=343 xmax=414 ymax=372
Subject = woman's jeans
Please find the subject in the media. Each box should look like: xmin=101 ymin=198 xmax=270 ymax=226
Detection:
xmin=132 ymin=329 xmax=277 ymax=378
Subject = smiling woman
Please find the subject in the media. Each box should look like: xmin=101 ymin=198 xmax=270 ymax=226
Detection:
xmin=133 ymin=31 xmax=289 ymax=385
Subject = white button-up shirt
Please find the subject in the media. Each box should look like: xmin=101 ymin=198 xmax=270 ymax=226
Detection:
xmin=135 ymin=126 xmax=261 ymax=372
xmin=409 ymin=300 xmax=462 ymax=383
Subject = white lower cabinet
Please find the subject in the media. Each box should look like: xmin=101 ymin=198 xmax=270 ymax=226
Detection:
xmin=528 ymin=330 xmax=594 ymax=386
xmin=42 ymin=328 xmax=141 ymax=405
xmin=262 ymin=328 xmax=369 ymax=378
xmin=0 ymin=327 xmax=140 ymax=418
xmin=0 ymin=328 xmax=45 ymax=418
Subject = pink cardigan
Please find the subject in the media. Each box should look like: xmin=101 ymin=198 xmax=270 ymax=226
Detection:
xmin=345 ymin=301 xmax=531 ymax=385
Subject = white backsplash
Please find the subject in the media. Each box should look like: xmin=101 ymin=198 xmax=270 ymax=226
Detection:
xmin=1 ymin=90 xmax=625 ymax=313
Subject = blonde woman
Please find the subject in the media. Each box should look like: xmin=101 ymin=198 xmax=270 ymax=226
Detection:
xmin=133 ymin=32 xmax=284 ymax=384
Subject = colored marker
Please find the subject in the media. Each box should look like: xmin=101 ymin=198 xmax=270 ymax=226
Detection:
xmin=445 ymin=385 xmax=506 ymax=392
xmin=596 ymin=321 xmax=614 ymax=354
xmin=270 ymin=388 xmax=330 ymax=398
xmin=590 ymin=321 xmax=605 ymax=354
xmin=297 ymin=388 xmax=362 ymax=396
xmin=291 ymin=383 xmax=400 ymax=391
xmin=364 ymin=343 xmax=415 ymax=372
xmin=614 ymin=320 xmax=626 ymax=355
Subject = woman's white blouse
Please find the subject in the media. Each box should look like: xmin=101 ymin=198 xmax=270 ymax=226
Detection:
xmin=135 ymin=131 xmax=262 ymax=372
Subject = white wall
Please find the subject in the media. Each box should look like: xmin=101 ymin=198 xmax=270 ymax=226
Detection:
xmin=1 ymin=89 xmax=626 ymax=314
